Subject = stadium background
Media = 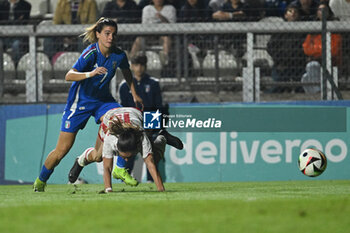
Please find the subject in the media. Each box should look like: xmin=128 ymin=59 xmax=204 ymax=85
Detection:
xmin=1 ymin=0 xmax=350 ymax=184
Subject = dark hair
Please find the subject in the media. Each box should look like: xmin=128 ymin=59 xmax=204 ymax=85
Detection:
xmin=285 ymin=3 xmax=300 ymax=15
xmin=317 ymin=2 xmax=334 ymax=20
xmin=96 ymin=18 xmax=118 ymax=34
xmin=151 ymin=0 xmax=169 ymax=5
xmin=81 ymin=17 xmax=118 ymax=44
xmin=109 ymin=118 xmax=143 ymax=153
xmin=131 ymin=53 xmax=148 ymax=65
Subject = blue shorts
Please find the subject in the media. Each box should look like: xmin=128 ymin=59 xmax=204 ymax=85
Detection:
xmin=61 ymin=101 xmax=121 ymax=133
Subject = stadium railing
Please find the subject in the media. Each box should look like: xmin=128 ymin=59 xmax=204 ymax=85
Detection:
xmin=0 ymin=20 xmax=350 ymax=103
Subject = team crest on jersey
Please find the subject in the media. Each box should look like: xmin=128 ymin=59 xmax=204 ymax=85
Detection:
xmin=143 ymin=110 xmax=161 ymax=129
xmin=113 ymin=61 xmax=117 ymax=70
xmin=65 ymin=120 xmax=71 ymax=129
xmin=145 ymin=84 xmax=150 ymax=93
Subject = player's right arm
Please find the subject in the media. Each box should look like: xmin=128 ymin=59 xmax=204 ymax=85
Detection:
xmin=103 ymin=157 xmax=113 ymax=192
xmin=102 ymin=134 xmax=117 ymax=192
xmin=65 ymin=67 xmax=107 ymax=81
xmin=65 ymin=46 xmax=107 ymax=82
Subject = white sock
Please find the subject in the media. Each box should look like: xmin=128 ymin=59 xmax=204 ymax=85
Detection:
xmin=77 ymin=147 xmax=94 ymax=166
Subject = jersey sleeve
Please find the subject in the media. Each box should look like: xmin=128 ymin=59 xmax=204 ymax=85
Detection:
xmin=72 ymin=47 xmax=96 ymax=72
xmin=102 ymin=134 xmax=118 ymax=159
xmin=119 ymin=52 xmax=130 ymax=70
xmin=142 ymin=6 xmax=152 ymax=24
xmin=152 ymin=80 xmax=163 ymax=109
xmin=141 ymin=132 xmax=153 ymax=159
xmin=166 ymin=6 xmax=176 ymax=23
xmin=118 ymin=81 xmax=135 ymax=107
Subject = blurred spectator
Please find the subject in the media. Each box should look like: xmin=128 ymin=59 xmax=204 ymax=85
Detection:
xmin=267 ymin=4 xmax=307 ymax=92
xmin=167 ymin=0 xmax=186 ymax=10
xmin=291 ymin=0 xmax=320 ymax=20
xmin=118 ymin=53 xmax=165 ymax=182
xmin=44 ymin=0 xmax=98 ymax=60
xmin=130 ymin=0 xmax=176 ymax=66
xmin=212 ymin=0 xmax=247 ymax=58
xmin=0 ymin=0 xmax=31 ymax=65
xmin=212 ymin=0 xmax=247 ymax=21
xmin=101 ymin=0 xmax=141 ymax=23
xmin=53 ymin=0 xmax=97 ymax=24
xmin=0 ymin=0 xmax=31 ymax=23
xmin=329 ymin=0 xmax=350 ymax=20
xmin=101 ymin=0 xmax=141 ymax=52
xmin=179 ymin=0 xmax=212 ymax=22
xmin=302 ymin=2 xmax=342 ymax=93
xmin=244 ymin=0 xmax=265 ymax=21
xmin=138 ymin=0 xmax=150 ymax=9
xmin=138 ymin=0 xmax=186 ymax=10
xmin=179 ymin=0 xmax=212 ymax=77
xmin=264 ymin=0 xmax=293 ymax=17
xmin=329 ymin=0 xmax=350 ymax=79
xmin=208 ymin=0 xmax=225 ymax=11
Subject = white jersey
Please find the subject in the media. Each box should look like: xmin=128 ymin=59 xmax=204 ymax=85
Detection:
xmin=329 ymin=0 xmax=350 ymax=20
xmin=100 ymin=107 xmax=152 ymax=159
xmin=142 ymin=5 xmax=176 ymax=24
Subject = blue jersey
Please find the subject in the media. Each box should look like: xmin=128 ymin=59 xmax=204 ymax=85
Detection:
xmin=61 ymin=43 xmax=128 ymax=133
xmin=118 ymin=73 xmax=163 ymax=111
xmin=68 ymin=42 xmax=129 ymax=104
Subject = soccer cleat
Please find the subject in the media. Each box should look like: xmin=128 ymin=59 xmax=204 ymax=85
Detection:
xmin=33 ymin=177 xmax=46 ymax=192
xmin=68 ymin=158 xmax=84 ymax=183
xmin=159 ymin=129 xmax=184 ymax=150
xmin=112 ymin=167 xmax=138 ymax=186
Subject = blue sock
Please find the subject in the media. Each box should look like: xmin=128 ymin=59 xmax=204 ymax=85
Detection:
xmin=39 ymin=165 xmax=54 ymax=182
xmin=116 ymin=156 xmax=126 ymax=168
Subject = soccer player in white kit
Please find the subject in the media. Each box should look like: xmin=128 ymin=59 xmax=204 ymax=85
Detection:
xmin=69 ymin=107 xmax=183 ymax=192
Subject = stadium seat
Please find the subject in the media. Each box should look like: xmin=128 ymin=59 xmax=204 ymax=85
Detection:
xmin=17 ymin=52 xmax=52 ymax=81
xmin=53 ymin=52 xmax=80 ymax=72
xmin=202 ymin=50 xmax=237 ymax=77
xmin=255 ymin=17 xmax=284 ymax=49
xmin=187 ymin=44 xmax=201 ymax=70
xmin=27 ymin=0 xmax=47 ymax=18
xmin=3 ymin=53 xmax=15 ymax=72
xmin=98 ymin=1 xmax=108 ymax=15
xmin=51 ymin=51 xmax=80 ymax=86
xmin=50 ymin=0 xmax=58 ymax=14
xmin=242 ymin=49 xmax=274 ymax=76
xmin=38 ymin=20 xmax=53 ymax=26
xmin=3 ymin=53 xmax=16 ymax=81
xmin=259 ymin=16 xmax=285 ymax=23
xmin=145 ymin=51 xmax=161 ymax=77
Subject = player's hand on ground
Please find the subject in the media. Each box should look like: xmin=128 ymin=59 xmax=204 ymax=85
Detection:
xmin=98 ymin=187 xmax=113 ymax=194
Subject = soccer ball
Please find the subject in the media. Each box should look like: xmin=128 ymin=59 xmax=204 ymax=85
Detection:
xmin=298 ymin=148 xmax=327 ymax=177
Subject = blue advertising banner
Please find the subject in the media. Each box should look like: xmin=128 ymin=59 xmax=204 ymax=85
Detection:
xmin=0 ymin=101 xmax=349 ymax=185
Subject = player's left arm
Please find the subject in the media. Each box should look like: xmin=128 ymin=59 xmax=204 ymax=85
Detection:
xmin=101 ymin=135 xmax=116 ymax=193
xmin=121 ymin=68 xmax=143 ymax=110
xmin=153 ymin=81 xmax=163 ymax=109
xmin=144 ymin=153 xmax=165 ymax=192
xmin=141 ymin=132 xmax=164 ymax=191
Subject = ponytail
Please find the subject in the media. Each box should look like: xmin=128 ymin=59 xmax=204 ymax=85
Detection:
xmin=80 ymin=17 xmax=118 ymax=44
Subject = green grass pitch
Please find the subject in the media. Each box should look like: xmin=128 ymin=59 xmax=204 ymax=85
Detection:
xmin=0 ymin=180 xmax=349 ymax=233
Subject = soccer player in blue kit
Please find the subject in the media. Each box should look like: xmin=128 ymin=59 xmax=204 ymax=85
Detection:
xmin=33 ymin=18 xmax=143 ymax=192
